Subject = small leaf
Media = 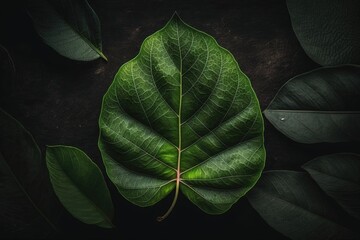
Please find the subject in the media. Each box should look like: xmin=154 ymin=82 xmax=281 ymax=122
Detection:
xmin=287 ymin=0 xmax=360 ymax=65
xmin=27 ymin=0 xmax=107 ymax=61
xmin=303 ymin=153 xmax=360 ymax=220
xmin=0 ymin=108 xmax=57 ymax=238
xmin=46 ymin=145 xmax=114 ymax=228
xmin=247 ymin=170 xmax=358 ymax=240
xmin=98 ymin=13 xmax=265 ymax=220
xmin=264 ymin=65 xmax=360 ymax=143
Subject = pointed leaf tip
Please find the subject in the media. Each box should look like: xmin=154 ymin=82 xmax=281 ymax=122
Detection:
xmin=169 ymin=11 xmax=183 ymax=24
xmin=46 ymin=145 xmax=114 ymax=228
xmin=27 ymin=0 xmax=105 ymax=61
xmin=99 ymin=13 xmax=265 ymax=218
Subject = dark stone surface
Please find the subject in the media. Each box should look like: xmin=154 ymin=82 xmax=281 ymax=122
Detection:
xmin=1 ymin=0 xmax=358 ymax=239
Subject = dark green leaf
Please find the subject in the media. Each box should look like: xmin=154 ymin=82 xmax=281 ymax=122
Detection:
xmin=46 ymin=145 xmax=114 ymax=228
xmin=264 ymin=65 xmax=360 ymax=143
xmin=303 ymin=153 xmax=360 ymax=220
xmin=0 ymin=109 xmax=57 ymax=238
xmin=0 ymin=45 xmax=15 ymax=102
xmin=286 ymin=0 xmax=360 ymax=65
xmin=247 ymin=170 xmax=358 ymax=240
xmin=98 ymin=13 xmax=265 ymax=220
xmin=27 ymin=0 xmax=107 ymax=61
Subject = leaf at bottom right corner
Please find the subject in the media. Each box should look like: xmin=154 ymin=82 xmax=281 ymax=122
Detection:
xmin=303 ymin=153 xmax=360 ymax=221
xmin=247 ymin=170 xmax=358 ymax=240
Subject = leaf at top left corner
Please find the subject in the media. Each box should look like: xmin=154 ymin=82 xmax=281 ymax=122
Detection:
xmin=26 ymin=0 xmax=107 ymax=61
xmin=0 ymin=108 xmax=58 ymax=238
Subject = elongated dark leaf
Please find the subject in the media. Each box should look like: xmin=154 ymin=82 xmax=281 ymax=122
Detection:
xmin=303 ymin=153 xmax=360 ymax=220
xmin=0 ymin=45 xmax=15 ymax=102
xmin=0 ymin=109 xmax=57 ymax=238
xmin=247 ymin=170 xmax=358 ymax=240
xmin=287 ymin=0 xmax=360 ymax=65
xmin=46 ymin=145 xmax=114 ymax=228
xmin=264 ymin=65 xmax=360 ymax=143
xmin=27 ymin=0 xmax=107 ymax=61
xmin=98 ymin=13 xmax=265 ymax=220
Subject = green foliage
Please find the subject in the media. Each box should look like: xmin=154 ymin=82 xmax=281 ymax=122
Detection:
xmin=2 ymin=0 xmax=359 ymax=237
xmin=261 ymin=63 xmax=360 ymax=238
xmin=46 ymin=145 xmax=114 ymax=228
xmin=303 ymin=153 xmax=360 ymax=220
xmin=264 ymin=65 xmax=360 ymax=143
xmin=27 ymin=0 xmax=107 ymax=61
xmin=98 ymin=13 xmax=265 ymax=219
xmin=248 ymin=170 xmax=358 ymax=240
xmin=287 ymin=0 xmax=360 ymax=65
xmin=0 ymin=45 xmax=15 ymax=101
xmin=0 ymin=109 xmax=57 ymax=238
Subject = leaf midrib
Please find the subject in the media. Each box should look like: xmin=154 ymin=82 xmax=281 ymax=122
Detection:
xmin=266 ymin=109 xmax=360 ymax=114
xmin=254 ymin=189 xmax=352 ymax=231
xmin=54 ymin=149 xmax=113 ymax=227
xmin=182 ymin=135 xmax=261 ymax=177
xmin=47 ymin=0 xmax=107 ymax=61
xmin=304 ymin=167 xmax=360 ymax=186
xmin=102 ymin=123 xmax=176 ymax=171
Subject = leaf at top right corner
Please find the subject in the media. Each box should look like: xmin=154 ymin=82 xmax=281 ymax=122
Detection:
xmin=286 ymin=0 xmax=360 ymax=66
xmin=264 ymin=65 xmax=360 ymax=144
xmin=303 ymin=153 xmax=360 ymax=220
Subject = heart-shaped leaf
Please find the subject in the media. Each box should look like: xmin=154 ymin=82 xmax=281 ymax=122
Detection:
xmin=287 ymin=0 xmax=360 ymax=65
xmin=46 ymin=145 xmax=114 ymax=228
xmin=0 ymin=109 xmax=57 ymax=238
xmin=303 ymin=153 xmax=360 ymax=220
xmin=27 ymin=0 xmax=107 ymax=61
xmin=98 ymin=13 xmax=265 ymax=220
xmin=264 ymin=65 xmax=360 ymax=143
xmin=247 ymin=170 xmax=358 ymax=240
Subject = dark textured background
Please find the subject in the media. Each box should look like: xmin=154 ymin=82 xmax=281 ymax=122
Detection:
xmin=1 ymin=0 xmax=359 ymax=239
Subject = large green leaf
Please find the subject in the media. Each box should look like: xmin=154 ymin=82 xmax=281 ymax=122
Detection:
xmin=247 ymin=170 xmax=358 ymax=240
xmin=303 ymin=153 xmax=360 ymax=220
xmin=0 ymin=109 xmax=57 ymax=238
xmin=286 ymin=0 xmax=360 ymax=66
xmin=27 ymin=0 xmax=107 ymax=61
xmin=46 ymin=145 xmax=114 ymax=228
xmin=264 ymin=65 xmax=360 ymax=143
xmin=98 ymin=14 xmax=265 ymax=220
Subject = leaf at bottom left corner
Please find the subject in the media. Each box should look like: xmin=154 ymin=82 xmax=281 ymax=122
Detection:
xmin=46 ymin=145 xmax=114 ymax=228
xmin=0 ymin=109 xmax=57 ymax=238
